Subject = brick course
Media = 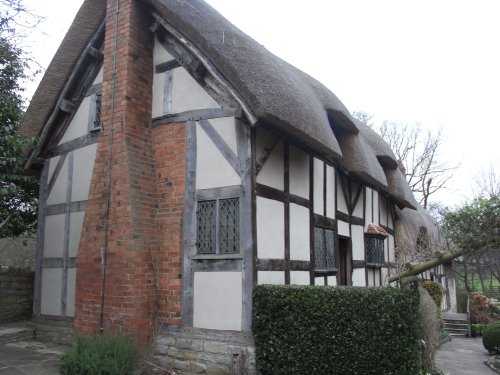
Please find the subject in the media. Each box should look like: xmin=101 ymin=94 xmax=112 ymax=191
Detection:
xmin=74 ymin=0 xmax=185 ymax=347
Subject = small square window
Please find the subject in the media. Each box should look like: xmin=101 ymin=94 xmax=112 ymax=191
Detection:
xmin=366 ymin=236 xmax=385 ymax=267
xmin=197 ymin=198 xmax=239 ymax=255
xmin=314 ymin=227 xmax=336 ymax=272
xmin=89 ymin=93 xmax=102 ymax=131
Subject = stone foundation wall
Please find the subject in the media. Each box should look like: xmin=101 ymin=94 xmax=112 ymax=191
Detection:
xmin=153 ymin=328 xmax=256 ymax=375
xmin=0 ymin=268 xmax=33 ymax=323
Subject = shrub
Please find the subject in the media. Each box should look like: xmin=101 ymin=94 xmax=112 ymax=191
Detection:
xmin=253 ymin=285 xmax=421 ymax=375
xmin=471 ymin=323 xmax=488 ymax=337
xmin=421 ymin=281 xmax=444 ymax=319
xmin=470 ymin=292 xmax=493 ymax=324
xmin=60 ymin=332 xmax=139 ymax=375
xmin=483 ymin=320 xmax=500 ymax=355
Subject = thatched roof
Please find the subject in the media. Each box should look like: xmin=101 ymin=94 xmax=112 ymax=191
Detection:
xmin=395 ymin=205 xmax=445 ymax=250
xmin=19 ymin=0 xmax=107 ymax=139
xmin=19 ymin=0 xmax=417 ymax=209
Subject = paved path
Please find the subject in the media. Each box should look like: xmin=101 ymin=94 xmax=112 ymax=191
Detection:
xmin=0 ymin=340 xmax=66 ymax=375
xmin=436 ymin=336 xmax=495 ymax=375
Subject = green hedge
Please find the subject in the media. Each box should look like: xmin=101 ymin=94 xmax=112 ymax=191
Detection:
xmin=253 ymin=285 xmax=421 ymax=375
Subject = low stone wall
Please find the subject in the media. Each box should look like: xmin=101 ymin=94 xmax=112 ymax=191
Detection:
xmin=154 ymin=327 xmax=256 ymax=375
xmin=0 ymin=268 xmax=34 ymax=323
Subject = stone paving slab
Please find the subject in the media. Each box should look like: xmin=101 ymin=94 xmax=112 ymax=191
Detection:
xmin=436 ymin=336 xmax=494 ymax=375
xmin=0 ymin=340 xmax=67 ymax=375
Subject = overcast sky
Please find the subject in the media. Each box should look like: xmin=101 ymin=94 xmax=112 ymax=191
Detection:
xmin=23 ymin=0 xmax=500 ymax=207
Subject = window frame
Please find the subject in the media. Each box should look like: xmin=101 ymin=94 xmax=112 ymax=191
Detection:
xmin=196 ymin=196 xmax=240 ymax=256
xmin=313 ymin=225 xmax=337 ymax=274
xmin=365 ymin=235 xmax=386 ymax=268
xmin=88 ymin=92 xmax=102 ymax=131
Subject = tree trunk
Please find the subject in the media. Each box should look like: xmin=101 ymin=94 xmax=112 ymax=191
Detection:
xmin=388 ymin=249 xmax=464 ymax=283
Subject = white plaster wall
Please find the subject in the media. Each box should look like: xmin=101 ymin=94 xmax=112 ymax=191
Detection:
xmin=388 ymin=235 xmax=395 ymax=263
xmin=290 ymin=271 xmax=310 ymax=285
xmin=66 ymin=268 xmax=76 ymax=317
xmin=315 ymin=277 xmax=325 ymax=286
xmin=351 ymin=225 xmax=365 ymax=260
xmin=379 ymin=196 xmax=388 ymax=227
xmin=59 ymin=96 xmax=91 ymax=145
xmin=326 ymin=165 xmax=335 ymax=219
xmin=256 ymin=140 xmax=284 ymax=191
xmin=388 ymin=208 xmax=394 ymax=229
xmin=381 ymin=267 xmax=389 ymax=286
xmin=196 ymin=122 xmax=241 ymax=190
xmin=337 ymin=220 xmax=349 ymax=237
xmin=365 ymin=188 xmax=373 ymax=223
xmin=367 ymin=268 xmax=374 ymax=287
xmin=255 ymin=128 xmax=271 ymax=160
xmin=352 ymin=184 xmax=364 ymax=218
xmin=47 ymin=157 xmax=68 ymax=205
xmin=69 ymin=212 xmax=85 ymax=258
xmin=40 ymin=268 xmax=62 ymax=316
xmin=47 ymin=155 xmax=60 ymax=183
xmin=352 ymin=268 xmax=365 ymax=286
xmin=313 ymin=158 xmax=324 ymax=215
xmin=44 ymin=214 xmax=65 ymax=258
xmin=152 ymin=71 xmax=166 ymax=118
xmin=93 ymin=67 xmax=103 ymax=85
xmin=72 ymin=143 xmax=97 ymax=202
xmin=210 ymin=117 xmax=238 ymax=154
xmin=336 ymin=177 xmax=348 ymax=214
xmin=289 ymin=146 xmax=309 ymax=199
xmin=258 ymin=271 xmax=285 ymax=285
xmin=327 ymin=276 xmax=337 ymax=286
xmin=289 ymin=204 xmax=310 ymax=261
xmin=193 ymin=272 xmax=242 ymax=331
xmin=256 ymin=197 xmax=284 ymax=259
xmin=153 ymin=36 xmax=175 ymax=65
xmin=172 ymin=67 xmax=220 ymax=113
xmin=373 ymin=191 xmax=379 ymax=225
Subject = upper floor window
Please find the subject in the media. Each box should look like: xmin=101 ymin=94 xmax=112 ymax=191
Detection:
xmin=89 ymin=93 xmax=102 ymax=131
xmin=314 ymin=227 xmax=336 ymax=272
xmin=197 ymin=197 xmax=240 ymax=254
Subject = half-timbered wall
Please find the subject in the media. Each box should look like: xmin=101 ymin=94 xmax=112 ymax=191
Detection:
xmin=152 ymin=36 xmax=252 ymax=332
xmin=35 ymin=67 xmax=102 ymax=320
xmin=254 ymin=128 xmax=400 ymax=290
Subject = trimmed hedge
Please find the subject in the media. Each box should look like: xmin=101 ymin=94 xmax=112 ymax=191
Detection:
xmin=253 ymin=285 xmax=421 ymax=375
xmin=483 ymin=320 xmax=500 ymax=354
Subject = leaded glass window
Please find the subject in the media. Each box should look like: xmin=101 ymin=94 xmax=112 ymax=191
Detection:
xmin=366 ymin=236 xmax=385 ymax=267
xmin=314 ymin=227 xmax=336 ymax=271
xmin=196 ymin=198 xmax=240 ymax=255
xmin=90 ymin=93 xmax=102 ymax=130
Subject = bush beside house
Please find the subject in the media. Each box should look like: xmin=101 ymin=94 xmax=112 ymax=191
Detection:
xmin=253 ymin=285 xmax=421 ymax=375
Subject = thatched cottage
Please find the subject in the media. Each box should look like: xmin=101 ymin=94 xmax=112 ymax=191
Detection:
xmin=19 ymin=0 xmax=452 ymax=372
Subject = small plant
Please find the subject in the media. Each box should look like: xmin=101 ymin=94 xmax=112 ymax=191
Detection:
xmin=60 ymin=332 xmax=139 ymax=375
xmin=471 ymin=323 xmax=488 ymax=337
xmin=483 ymin=320 xmax=500 ymax=355
xmin=438 ymin=329 xmax=449 ymax=342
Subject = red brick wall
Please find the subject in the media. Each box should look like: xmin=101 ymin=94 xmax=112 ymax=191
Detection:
xmin=74 ymin=0 xmax=185 ymax=347
xmin=152 ymin=123 xmax=186 ymax=327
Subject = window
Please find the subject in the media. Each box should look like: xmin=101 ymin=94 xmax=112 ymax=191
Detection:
xmin=197 ymin=197 xmax=239 ymax=254
xmin=89 ymin=93 xmax=102 ymax=131
xmin=314 ymin=227 xmax=336 ymax=271
xmin=366 ymin=236 xmax=385 ymax=267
